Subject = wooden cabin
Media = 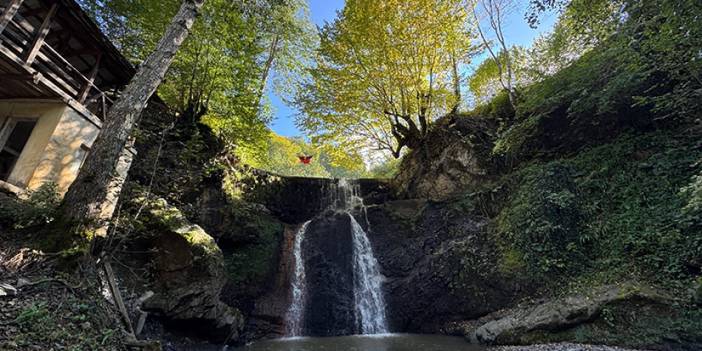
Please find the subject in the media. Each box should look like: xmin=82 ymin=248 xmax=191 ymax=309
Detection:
xmin=0 ymin=0 xmax=135 ymax=195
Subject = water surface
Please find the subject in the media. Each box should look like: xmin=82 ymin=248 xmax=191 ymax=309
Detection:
xmin=233 ymin=334 xmax=486 ymax=351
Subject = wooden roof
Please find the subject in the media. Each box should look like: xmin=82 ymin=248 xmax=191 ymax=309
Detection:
xmin=0 ymin=0 xmax=137 ymax=123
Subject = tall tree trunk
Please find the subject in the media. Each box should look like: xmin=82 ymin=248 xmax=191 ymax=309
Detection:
xmin=451 ymin=49 xmax=461 ymax=113
xmin=473 ymin=0 xmax=517 ymax=109
xmin=61 ymin=0 xmax=205 ymax=237
xmin=255 ymin=33 xmax=280 ymax=107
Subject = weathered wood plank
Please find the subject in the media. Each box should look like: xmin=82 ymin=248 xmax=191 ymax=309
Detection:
xmin=0 ymin=0 xmax=23 ymax=35
xmin=0 ymin=43 xmax=103 ymax=128
xmin=24 ymin=3 xmax=57 ymax=64
xmin=79 ymin=54 xmax=101 ymax=103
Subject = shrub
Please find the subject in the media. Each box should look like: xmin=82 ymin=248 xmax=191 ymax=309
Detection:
xmin=0 ymin=182 xmax=60 ymax=229
xmin=497 ymin=162 xmax=586 ymax=276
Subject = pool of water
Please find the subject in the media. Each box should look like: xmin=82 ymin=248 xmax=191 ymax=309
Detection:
xmin=231 ymin=334 xmax=487 ymax=351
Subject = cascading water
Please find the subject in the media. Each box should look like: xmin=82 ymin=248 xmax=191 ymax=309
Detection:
xmin=330 ymin=179 xmax=389 ymax=334
xmin=349 ymin=213 xmax=389 ymax=334
xmin=284 ymin=221 xmax=311 ymax=337
xmin=284 ymin=179 xmax=388 ymax=336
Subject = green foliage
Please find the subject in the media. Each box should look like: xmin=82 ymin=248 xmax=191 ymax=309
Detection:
xmin=78 ymin=0 xmax=317 ymax=160
xmin=127 ymin=104 xmax=225 ymax=213
xmin=526 ymin=0 xmax=625 ymax=79
xmin=495 ymin=131 xmax=702 ymax=286
xmin=296 ymin=0 xmax=473 ymax=157
xmin=250 ymin=134 xmax=367 ymax=178
xmin=469 ymin=48 xmax=528 ymax=105
xmin=570 ymin=132 xmax=701 ymax=282
xmin=0 ymin=183 xmax=60 ymax=229
xmin=14 ymin=302 xmax=50 ymax=325
xmin=498 ymin=162 xmax=586 ymax=276
xmin=628 ymin=0 xmax=702 ymax=121
xmin=490 ymin=0 xmax=701 ymax=158
xmin=470 ymin=90 xmax=515 ymax=123
xmin=368 ymin=157 xmax=401 ymax=179
xmin=221 ymin=200 xmax=283 ymax=295
xmin=8 ymin=296 xmax=120 ymax=350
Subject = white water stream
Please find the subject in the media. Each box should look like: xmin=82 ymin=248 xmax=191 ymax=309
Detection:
xmin=284 ymin=220 xmax=311 ymax=337
xmin=349 ymin=213 xmax=389 ymax=334
xmin=284 ymin=179 xmax=389 ymax=336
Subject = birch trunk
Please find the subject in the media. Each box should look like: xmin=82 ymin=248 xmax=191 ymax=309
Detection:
xmin=256 ymin=33 xmax=280 ymax=106
xmin=61 ymin=0 xmax=205 ymax=234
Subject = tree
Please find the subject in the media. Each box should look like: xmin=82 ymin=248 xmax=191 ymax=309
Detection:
xmin=62 ymin=0 xmax=205 ymax=235
xmin=525 ymin=0 xmax=625 ymax=79
xmin=251 ymin=134 xmax=366 ymax=178
xmin=473 ymin=0 xmax=518 ymax=107
xmin=78 ymin=0 xmax=317 ymax=164
xmin=469 ymin=47 xmax=528 ymax=105
xmin=296 ymin=0 xmax=473 ymax=158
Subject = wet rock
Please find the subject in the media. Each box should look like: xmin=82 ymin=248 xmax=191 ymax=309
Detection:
xmin=138 ymin=198 xmax=244 ymax=342
xmin=463 ymin=284 xmax=672 ymax=344
xmin=302 ymin=213 xmax=357 ymax=336
xmin=366 ymin=201 xmax=520 ymax=333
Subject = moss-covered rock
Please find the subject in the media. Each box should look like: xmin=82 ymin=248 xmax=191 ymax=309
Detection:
xmin=135 ymin=197 xmax=244 ymax=342
xmin=445 ymin=282 xmax=702 ymax=349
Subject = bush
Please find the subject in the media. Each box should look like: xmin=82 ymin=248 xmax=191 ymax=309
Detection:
xmin=497 ymin=162 xmax=587 ymax=276
xmin=0 ymin=182 xmax=60 ymax=229
xmin=494 ymin=131 xmax=702 ymax=286
xmin=570 ymin=132 xmax=702 ymax=282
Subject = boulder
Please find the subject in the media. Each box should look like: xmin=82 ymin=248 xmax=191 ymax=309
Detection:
xmin=138 ymin=198 xmax=244 ymax=342
xmin=461 ymin=284 xmax=673 ymax=345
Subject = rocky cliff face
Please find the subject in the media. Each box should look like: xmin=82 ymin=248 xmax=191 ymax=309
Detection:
xmin=365 ymin=199 xmax=522 ymax=332
xmin=123 ymin=197 xmax=245 ymax=342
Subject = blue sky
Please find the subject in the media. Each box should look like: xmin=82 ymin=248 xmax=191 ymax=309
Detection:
xmin=268 ymin=0 xmax=557 ymax=138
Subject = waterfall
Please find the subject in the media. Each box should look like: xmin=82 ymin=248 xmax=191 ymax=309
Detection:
xmin=284 ymin=179 xmax=388 ymax=336
xmin=349 ymin=213 xmax=389 ymax=334
xmin=285 ymin=220 xmax=311 ymax=337
xmin=336 ymin=179 xmax=389 ymax=334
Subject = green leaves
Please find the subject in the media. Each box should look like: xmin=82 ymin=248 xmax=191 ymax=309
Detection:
xmin=79 ymin=0 xmax=317 ymax=160
xmin=251 ymin=134 xmax=367 ymax=178
xmin=296 ymin=0 xmax=473 ymax=157
xmin=497 ymin=162 xmax=585 ymax=276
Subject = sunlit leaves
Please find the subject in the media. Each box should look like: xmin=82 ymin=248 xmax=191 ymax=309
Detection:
xmin=295 ymin=0 xmax=474 ymax=157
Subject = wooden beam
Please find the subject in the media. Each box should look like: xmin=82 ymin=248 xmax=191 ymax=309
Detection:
xmin=24 ymin=3 xmax=57 ymax=65
xmin=0 ymin=0 xmax=23 ymax=35
xmin=0 ymin=44 xmax=102 ymax=128
xmin=79 ymin=53 xmax=101 ymax=103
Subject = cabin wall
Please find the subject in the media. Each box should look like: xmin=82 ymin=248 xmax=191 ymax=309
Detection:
xmin=0 ymin=100 xmax=64 ymax=188
xmin=0 ymin=99 xmax=100 ymax=195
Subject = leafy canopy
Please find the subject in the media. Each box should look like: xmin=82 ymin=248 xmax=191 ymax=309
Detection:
xmin=78 ymin=0 xmax=316 ymax=161
xmin=295 ymin=0 xmax=474 ymax=158
xmin=248 ymin=134 xmax=367 ymax=179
